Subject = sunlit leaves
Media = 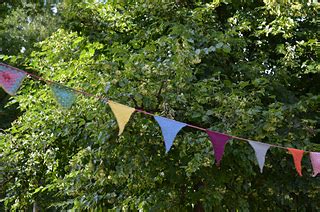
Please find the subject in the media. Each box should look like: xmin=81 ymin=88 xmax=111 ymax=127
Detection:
xmin=1 ymin=1 xmax=320 ymax=211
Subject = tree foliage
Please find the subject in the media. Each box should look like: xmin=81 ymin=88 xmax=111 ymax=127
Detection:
xmin=0 ymin=1 xmax=61 ymax=130
xmin=0 ymin=1 xmax=61 ymax=210
xmin=1 ymin=1 xmax=320 ymax=210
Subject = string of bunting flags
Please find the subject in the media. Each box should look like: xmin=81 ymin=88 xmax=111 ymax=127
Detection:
xmin=1 ymin=62 xmax=320 ymax=177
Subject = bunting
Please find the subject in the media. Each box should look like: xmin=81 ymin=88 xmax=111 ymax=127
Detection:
xmin=0 ymin=64 xmax=26 ymax=95
xmin=310 ymin=152 xmax=320 ymax=177
xmin=248 ymin=141 xmax=271 ymax=173
xmin=50 ymin=83 xmax=77 ymax=109
xmin=108 ymin=100 xmax=135 ymax=135
xmin=154 ymin=116 xmax=187 ymax=152
xmin=288 ymin=148 xmax=304 ymax=176
xmin=206 ymin=130 xmax=231 ymax=166
xmin=3 ymin=62 xmax=320 ymax=178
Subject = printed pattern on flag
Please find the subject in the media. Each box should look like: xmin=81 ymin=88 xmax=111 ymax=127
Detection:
xmin=0 ymin=64 xmax=26 ymax=95
xmin=50 ymin=83 xmax=77 ymax=109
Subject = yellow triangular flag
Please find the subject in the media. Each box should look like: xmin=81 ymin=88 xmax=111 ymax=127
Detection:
xmin=108 ymin=100 xmax=135 ymax=135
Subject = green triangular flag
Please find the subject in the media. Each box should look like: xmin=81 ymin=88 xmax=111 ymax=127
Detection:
xmin=50 ymin=83 xmax=77 ymax=109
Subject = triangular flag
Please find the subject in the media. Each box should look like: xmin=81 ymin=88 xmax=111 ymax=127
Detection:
xmin=50 ymin=83 xmax=77 ymax=109
xmin=287 ymin=148 xmax=304 ymax=176
xmin=248 ymin=141 xmax=271 ymax=173
xmin=154 ymin=116 xmax=187 ymax=153
xmin=310 ymin=152 xmax=320 ymax=177
xmin=206 ymin=130 xmax=231 ymax=166
xmin=108 ymin=100 xmax=135 ymax=135
xmin=0 ymin=64 xmax=26 ymax=95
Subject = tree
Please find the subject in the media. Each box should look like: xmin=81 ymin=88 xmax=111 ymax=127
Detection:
xmin=0 ymin=1 xmax=62 ymax=210
xmin=1 ymin=1 xmax=320 ymax=210
xmin=0 ymin=1 xmax=62 ymax=130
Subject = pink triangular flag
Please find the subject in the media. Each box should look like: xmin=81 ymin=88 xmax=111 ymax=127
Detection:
xmin=310 ymin=152 xmax=320 ymax=177
xmin=0 ymin=64 xmax=26 ymax=95
xmin=206 ymin=130 xmax=231 ymax=166
xmin=248 ymin=141 xmax=271 ymax=173
xmin=287 ymin=148 xmax=304 ymax=176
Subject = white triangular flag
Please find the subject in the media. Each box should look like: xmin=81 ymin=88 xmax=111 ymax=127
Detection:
xmin=248 ymin=141 xmax=271 ymax=173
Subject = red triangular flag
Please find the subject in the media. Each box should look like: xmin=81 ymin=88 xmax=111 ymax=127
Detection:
xmin=287 ymin=148 xmax=304 ymax=176
xmin=206 ymin=130 xmax=231 ymax=166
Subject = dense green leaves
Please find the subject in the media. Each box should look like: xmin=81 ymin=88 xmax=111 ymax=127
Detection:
xmin=1 ymin=1 xmax=320 ymax=210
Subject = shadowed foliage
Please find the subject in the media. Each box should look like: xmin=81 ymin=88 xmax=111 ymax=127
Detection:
xmin=1 ymin=0 xmax=320 ymax=211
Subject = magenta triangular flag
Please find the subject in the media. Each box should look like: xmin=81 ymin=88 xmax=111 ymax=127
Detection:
xmin=248 ymin=141 xmax=271 ymax=173
xmin=310 ymin=152 xmax=320 ymax=177
xmin=206 ymin=130 xmax=231 ymax=166
xmin=0 ymin=64 xmax=26 ymax=95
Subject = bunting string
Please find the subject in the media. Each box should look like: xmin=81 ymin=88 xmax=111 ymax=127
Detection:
xmin=0 ymin=62 xmax=318 ymax=176
xmin=0 ymin=63 xmax=108 ymax=102
xmin=135 ymin=108 xmax=295 ymax=151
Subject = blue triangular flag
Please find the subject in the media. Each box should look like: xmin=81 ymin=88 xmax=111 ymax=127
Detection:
xmin=154 ymin=116 xmax=187 ymax=152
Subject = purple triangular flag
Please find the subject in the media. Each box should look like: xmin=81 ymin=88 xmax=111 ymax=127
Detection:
xmin=154 ymin=116 xmax=187 ymax=153
xmin=248 ymin=141 xmax=271 ymax=173
xmin=206 ymin=130 xmax=231 ymax=166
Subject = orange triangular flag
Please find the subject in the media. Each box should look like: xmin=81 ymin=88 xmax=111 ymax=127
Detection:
xmin=287 ymin=148 xmax=304 ymax=176
xmin=108 ymin=100 xmax=135 ymax=135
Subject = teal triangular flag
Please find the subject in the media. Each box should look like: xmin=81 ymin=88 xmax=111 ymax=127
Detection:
xmin=154 ymin=116 xmax=187 ymax=152
xmin=50 ymin=83 xmax=77 ymax=109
